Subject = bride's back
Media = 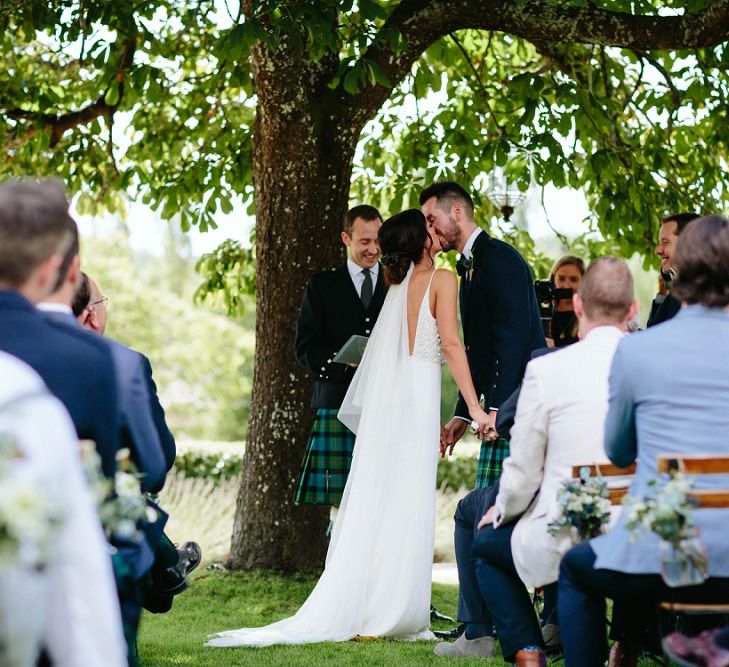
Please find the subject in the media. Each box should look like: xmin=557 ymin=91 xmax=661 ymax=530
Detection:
xmin=407 ymin=264 xmax=437 ymax=354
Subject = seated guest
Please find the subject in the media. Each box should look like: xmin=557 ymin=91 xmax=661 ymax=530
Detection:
xmin=559 ymin=215 xmax=729 ymax=667
xmin=547 ymin=255 xmax=585 ymax=348
xmin=0 ymin=179 xmax=119 ymax=476
xmin=0 ymin=351 xmax=127 ymax=667
xmin=38 ymin=262 xmax=168 ymax=494
xmin=436 ymin=258 xmax=636 ymax=664
xmin=74 ymin=273 xmax=201 ymax=614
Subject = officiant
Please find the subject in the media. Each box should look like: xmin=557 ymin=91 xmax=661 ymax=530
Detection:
xmin=294 ymin=205 xmax=386 ymax=533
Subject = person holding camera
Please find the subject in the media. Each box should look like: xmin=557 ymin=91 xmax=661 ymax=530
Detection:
xmin=546 ymin=255 xmax=585 ymax=348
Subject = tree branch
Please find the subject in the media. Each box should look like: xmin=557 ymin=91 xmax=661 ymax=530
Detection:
xmin=345 ymin=0 xmax=729 ymax=125
xmin=2 ymin=33 xmax=136 ymax=147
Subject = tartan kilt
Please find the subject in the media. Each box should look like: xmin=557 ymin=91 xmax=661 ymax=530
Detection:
xmin=294 ymin=408 xmax=356 ymax=506
xmin=475 ymin=438 xmax=510 ymax=489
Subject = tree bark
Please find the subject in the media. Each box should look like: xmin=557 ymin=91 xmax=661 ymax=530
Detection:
xmin=227 ymin=36 xmax=364 ymax=570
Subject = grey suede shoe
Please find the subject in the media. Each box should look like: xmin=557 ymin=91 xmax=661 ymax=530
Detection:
xmin=434 ymin=633 xmax=496 ymax=658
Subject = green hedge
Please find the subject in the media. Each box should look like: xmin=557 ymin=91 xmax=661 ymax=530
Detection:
xmin=174 ymin=448 xmax=477 ymax=492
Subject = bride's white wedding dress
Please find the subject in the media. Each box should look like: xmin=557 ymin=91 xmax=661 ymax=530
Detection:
xmin=207 ymin=265 xmax=443 ymax=647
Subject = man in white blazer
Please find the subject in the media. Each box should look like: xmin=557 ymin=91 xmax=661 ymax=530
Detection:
xmin=466 ymin=258 xmax=636 ymax=667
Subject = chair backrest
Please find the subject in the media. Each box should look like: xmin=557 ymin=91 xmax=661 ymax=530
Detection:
xmin=656 ymin=455 xmax=729 ymax=508
xmin=571 ymin=462 xmax=637 ymax=504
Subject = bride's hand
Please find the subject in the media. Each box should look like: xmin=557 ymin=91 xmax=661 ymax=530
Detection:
xmin=468 ymin=406 xmax=498 ymax=440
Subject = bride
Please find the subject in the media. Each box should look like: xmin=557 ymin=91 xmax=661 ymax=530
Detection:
xmin=207 ymin=209 xmax=490 ymax=648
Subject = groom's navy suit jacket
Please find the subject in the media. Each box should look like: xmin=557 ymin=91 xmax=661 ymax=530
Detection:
xmin=296 ymin=263 xmax=386 ymax=409
xmin=0 ymin=291 xmax=119 ymax=477
xmin=456 ymin=232 xmax=545 ymax=420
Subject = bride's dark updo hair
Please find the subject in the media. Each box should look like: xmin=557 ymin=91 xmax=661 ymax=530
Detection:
xmin=379 ymin=209 xmax=432 ymax=285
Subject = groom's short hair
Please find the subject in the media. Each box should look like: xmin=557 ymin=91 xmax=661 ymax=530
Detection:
xmin=343 ymin=204 xmax=382 ymax=234
xmin=579 ymin=257 xmax=634 ymax=323
xmin=419 ymin=182 xmax=474 ymax=220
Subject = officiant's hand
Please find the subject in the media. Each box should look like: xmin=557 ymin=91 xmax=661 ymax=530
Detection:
xmin=477 ymin=506 xmax=495 ymax=530
xmin=441 ymin=418 xmax=468 ymax=457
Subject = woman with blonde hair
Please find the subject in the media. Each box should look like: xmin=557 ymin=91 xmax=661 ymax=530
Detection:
xmin=547 ymin=255 xmax=585 ymax=348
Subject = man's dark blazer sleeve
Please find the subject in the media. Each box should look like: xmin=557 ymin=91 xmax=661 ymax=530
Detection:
xmin=295 ymin=277 xmax=347 ymax=383
xmin=141 ymin=354 xmax=176 ymax=472
xmin=495 ymin=346 xmax=555 ymax=441
xmin=112 ymin=347 xmax=167 ymax=493
xmin=488 ymin=250 xmax=545 ymax=408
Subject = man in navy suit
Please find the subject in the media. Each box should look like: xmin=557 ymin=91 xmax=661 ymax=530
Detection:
xmin=74 ymin=273 xmax=201 ymax=615
xmin=0 ymin=179 xmax=119 ymax=477
xmin=420 ymin=182 xmax=544 ymax=484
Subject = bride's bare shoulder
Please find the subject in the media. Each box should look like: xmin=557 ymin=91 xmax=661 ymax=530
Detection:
xmin=433 ymin=267 xmax=457 ymax=286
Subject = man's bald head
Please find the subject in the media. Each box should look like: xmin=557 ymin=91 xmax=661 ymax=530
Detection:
xmin=578 ymin=257 xmax=635 ymax=325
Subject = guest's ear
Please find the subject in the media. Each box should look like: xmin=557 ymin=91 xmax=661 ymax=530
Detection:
xmin=573 ymin=292 xmax=584 ymax=319
xmin=625 ymin=300 xmax=639 ymax=325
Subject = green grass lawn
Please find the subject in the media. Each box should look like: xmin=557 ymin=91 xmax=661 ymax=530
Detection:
xmin=138 ymin=569 xmax=660 ymax=666
xmin=138 ymin=569 xmax=493 ymax=666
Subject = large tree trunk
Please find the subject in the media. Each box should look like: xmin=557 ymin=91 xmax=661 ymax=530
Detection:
xmin=227 ymin=38 xmax=363 ymax=570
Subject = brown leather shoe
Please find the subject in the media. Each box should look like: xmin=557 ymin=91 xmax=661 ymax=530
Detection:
xmin=608 ymin=641 xmax=639 ymax=667
xmin=514 ymin=649 xmax=547 ymax=666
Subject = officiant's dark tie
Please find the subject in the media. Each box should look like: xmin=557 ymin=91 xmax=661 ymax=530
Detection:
xmin=361 ymin=268 xmax=373 ymax=309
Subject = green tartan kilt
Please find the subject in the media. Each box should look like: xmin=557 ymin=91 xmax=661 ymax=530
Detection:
xmin=294 ymin=408 xmax=356 ymax=506
xmin=475 ymin=438 xmax=510 ymax=489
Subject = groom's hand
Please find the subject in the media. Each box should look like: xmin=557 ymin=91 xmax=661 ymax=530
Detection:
xmin=441 ymin=418 xmax=468 ymax=457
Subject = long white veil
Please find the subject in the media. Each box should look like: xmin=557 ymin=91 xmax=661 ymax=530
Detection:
xmin=337 ymin=264 xmax=413 ymax=435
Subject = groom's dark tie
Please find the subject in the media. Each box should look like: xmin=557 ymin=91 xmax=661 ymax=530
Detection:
xmin=361 ymin=268 xmax=373 ymax=309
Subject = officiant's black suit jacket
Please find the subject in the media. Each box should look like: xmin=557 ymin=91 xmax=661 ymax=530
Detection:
xmin=0 ymin=290 xmax=119 ymax=477
xmin=455 ymin=232 xmax=545 ymax=420
xmin=296 ymin=263 xmax=386 ymax=409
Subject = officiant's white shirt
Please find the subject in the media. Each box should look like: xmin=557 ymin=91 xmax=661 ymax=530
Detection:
xmin=0 ymin=352 xmax=126 ymax=667
xmin=347 ymin=259 xmax=380 ymax=297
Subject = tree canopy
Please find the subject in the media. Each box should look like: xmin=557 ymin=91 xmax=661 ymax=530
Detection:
xmin=3 ymin=0 xmax=729 ymax=569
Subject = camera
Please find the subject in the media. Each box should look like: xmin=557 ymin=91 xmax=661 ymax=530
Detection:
xmin=534 ymin=280 xmax=573 ymax=336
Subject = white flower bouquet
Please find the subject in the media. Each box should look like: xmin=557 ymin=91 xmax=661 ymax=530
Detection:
xmin=80 ymin=443 xmax=157 ymax=542
xmin=0 ymin=433 xmax=63 ymax=571
xmin=548 ymin=466 xmax=612 ymax=542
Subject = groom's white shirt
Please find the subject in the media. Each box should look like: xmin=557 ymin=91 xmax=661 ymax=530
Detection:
xmin=461 ymin=228 xmax=482 ymax=260
xmin=492 ymin=325 xmax=624 ymax=587
xmin=0 ymin=352 xmax=126 ymax=667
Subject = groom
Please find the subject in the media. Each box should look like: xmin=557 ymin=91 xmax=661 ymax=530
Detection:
xmin=420 ymin=182 xmax=544 ymax=485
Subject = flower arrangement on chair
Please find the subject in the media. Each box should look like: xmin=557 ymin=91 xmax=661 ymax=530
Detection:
xmin=623 ymin=471 xmax=707 ymax=587
xmin=548 ymin=466 xmax=612 ymax=542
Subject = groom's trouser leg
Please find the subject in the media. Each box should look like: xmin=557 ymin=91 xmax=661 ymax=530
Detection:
xmin=454 ymin=487 xmax=497 ymax=634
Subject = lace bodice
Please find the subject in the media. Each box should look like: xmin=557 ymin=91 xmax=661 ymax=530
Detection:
xmin=411 ymin=276 xmax=444 ymax=365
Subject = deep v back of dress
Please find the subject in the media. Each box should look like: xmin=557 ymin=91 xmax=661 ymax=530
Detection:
xmin=410 ymin=270 xmax=444 ymax=365
xmin=207 ymin=263 xmax=441 ymax=648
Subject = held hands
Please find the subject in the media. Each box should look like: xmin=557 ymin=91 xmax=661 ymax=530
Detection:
xmin=440 ymin=418 xmax=468 ymax=458
xmin=468 ymin=406 xmax=498 ymax=441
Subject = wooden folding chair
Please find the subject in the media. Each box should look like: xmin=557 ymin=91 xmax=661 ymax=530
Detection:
xmin=571 ymin=462 xmax=637 ymax=505
xmin=655 ymin=455 xmax=729 ymax=621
